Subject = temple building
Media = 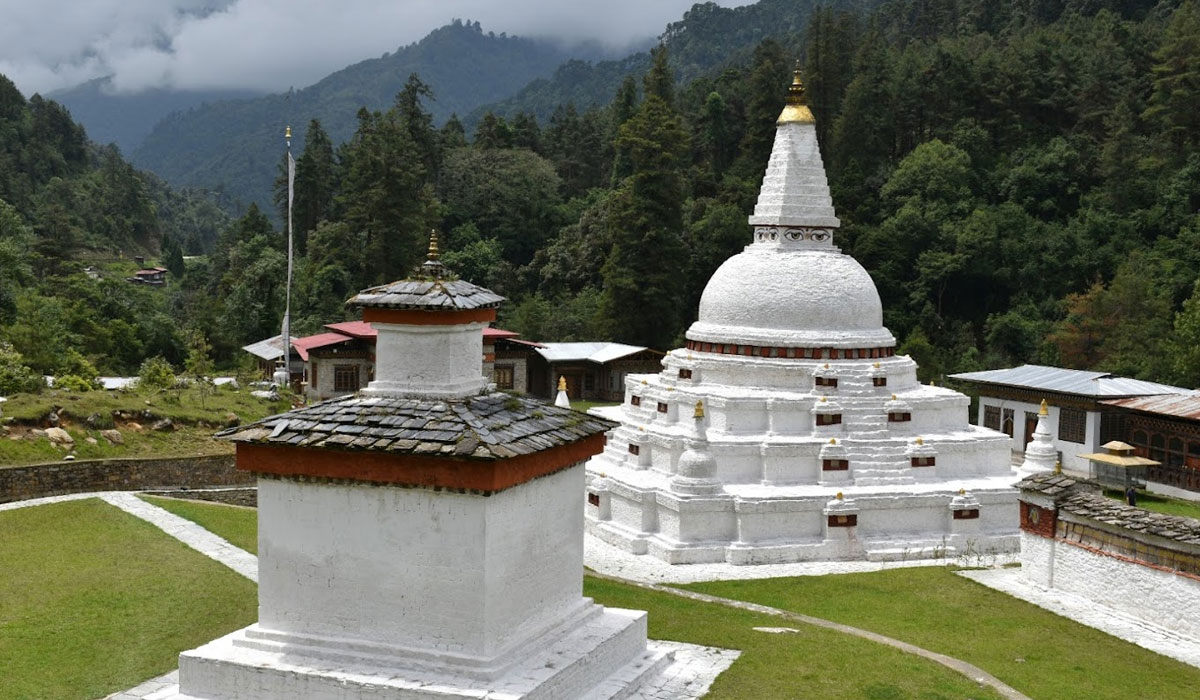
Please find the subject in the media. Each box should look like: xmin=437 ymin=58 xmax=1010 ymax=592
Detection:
xmin=174 ymin=246 xmax=681 ymax=699
xmin=584 ymin=70 xmax=1021 ymax=564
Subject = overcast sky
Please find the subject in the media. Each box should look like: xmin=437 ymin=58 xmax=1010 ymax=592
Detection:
xmin=0 ymin=0 xmax=750 ymax=96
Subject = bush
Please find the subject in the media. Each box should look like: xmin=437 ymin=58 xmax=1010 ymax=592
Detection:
xmin=0 ymin=342 xmax=43 ymax=395
xmin=137 ymin=356 xmax=177 ymax=392
xmin=54 ymin=374 xmax=98 ymax=392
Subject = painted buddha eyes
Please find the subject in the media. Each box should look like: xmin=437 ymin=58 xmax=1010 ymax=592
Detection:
xmin=755 ymin=227 xmax=831 ymax=243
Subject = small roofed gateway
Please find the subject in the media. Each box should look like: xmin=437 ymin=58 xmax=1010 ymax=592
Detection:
xmin=126 ymin=266 xmax=167 ymax=285
xmin=174 ymin=235 xmax=686 ymax=699
xmin=1079 ymin=441 xmax=1159 ymax=490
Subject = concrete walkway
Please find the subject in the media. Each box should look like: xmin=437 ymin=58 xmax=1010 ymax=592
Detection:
xmin=960 ymin=568 xmax=1200 ymax=669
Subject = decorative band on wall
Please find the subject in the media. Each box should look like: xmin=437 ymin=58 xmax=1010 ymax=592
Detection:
xmin=362 ymin=307 xmax=497 ymax=326
xmin=684 ymin=340 xmax=895 ymax=360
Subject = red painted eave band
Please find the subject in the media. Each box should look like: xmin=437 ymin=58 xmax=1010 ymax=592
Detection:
xmin=237 ymin=432 xmax=606 ymax=492
xmin=362 ymin=307 xmax=497 ymax=326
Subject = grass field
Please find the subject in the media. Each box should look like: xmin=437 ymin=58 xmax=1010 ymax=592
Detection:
xmin=1103 ymin=488 xmax=1200 ymax=520
xmin=686 ymin=568 xmax=1200 ymax=700
xmin=0 ymin=499 xmax=257 ymax=700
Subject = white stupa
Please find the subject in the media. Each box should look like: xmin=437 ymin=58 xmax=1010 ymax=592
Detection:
xmin=1016 ymin=399 xmax=1058 ymax=477
xmin=584 ymin=69 xmax=1020 ymax=564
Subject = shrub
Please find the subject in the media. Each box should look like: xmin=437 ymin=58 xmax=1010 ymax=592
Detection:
xmin=0 ymin=342 xmax=43 ymax=395
xmin=137 ymin=356 xmax=177 ymax=392
xmin=54 ymin=374 xmax=97 ymax=392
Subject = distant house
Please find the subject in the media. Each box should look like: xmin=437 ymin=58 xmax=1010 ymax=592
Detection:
xmin=1100 ymin=394 xmax=1200 ymax=498
xmin=525 ymin=342 xmax=664 ymax=402
xmin=949 ymin=364 xmax=1189 ymax=474
xmin=126 ymin=266 xmax=167 ymax=286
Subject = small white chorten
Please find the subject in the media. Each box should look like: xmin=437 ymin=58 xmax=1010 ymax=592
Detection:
xmin=177 ymin=236 xmax=669 ymax=699
xmin=555 ymin=375 xmax=571 ymax=408
xmin=1017 ymin=399 xmax=1059 ymax=477
xmin=585 ymin=67 xmax=1020 ymax=565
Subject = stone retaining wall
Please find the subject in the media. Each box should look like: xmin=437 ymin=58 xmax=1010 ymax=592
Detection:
xmin=0 ymin=454 xmax=248 ymax=503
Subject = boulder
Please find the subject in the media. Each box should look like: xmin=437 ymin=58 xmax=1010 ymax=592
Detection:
xmin=85 ymin=436 xmax=99 ymax=445
xmin=151 ymin=418 xmax=175 ymax=432
xmin=45 ymin=427 xmax=74 ymax=446
xmin=127 ymin=422 xmax=143 ymax=432
xmin=223 ymin=412 xmax=241 ymax=428
xmin=100 ymin=429 xmax=124 ymax=445
xmin=29 ymin=428 xmax=46 ymax=438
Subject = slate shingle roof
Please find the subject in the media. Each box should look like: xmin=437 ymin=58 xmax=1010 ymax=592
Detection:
xmin=1016 ymin=472 xmax=1086 ymax=498
xmin=1017 ymin=472 xmax=1200 ymax=544
xmin=347 ymin=278 xmax=504 ymax=311
xmin=216 ymin=392 xmax=614 ymax=460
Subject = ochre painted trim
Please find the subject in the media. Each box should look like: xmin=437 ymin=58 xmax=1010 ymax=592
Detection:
xmin=237 ymin=433 xmax=606 ymax=493
xmin=362 ymin=307 xmax=497 ymax=326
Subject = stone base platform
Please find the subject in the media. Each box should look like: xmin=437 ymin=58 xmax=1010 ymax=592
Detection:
xmin=176 ymin=607 xmax=671 ymax=700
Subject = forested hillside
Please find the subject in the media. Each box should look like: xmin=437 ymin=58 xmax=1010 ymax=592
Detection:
xmin=131 ymin=21 xmax=603 ymax=212
xmin=0 ymin=73 xmax=230 ymax=384
xmin=3 ymin=0 xmax=1199 ymax=397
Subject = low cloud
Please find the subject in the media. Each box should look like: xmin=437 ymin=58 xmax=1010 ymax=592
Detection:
xmin=0 ymin=0 xmax=749 ymax=96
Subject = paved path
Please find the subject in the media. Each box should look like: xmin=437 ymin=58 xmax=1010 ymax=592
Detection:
xmin=960 ymin=568 xmax=1200 ymax=669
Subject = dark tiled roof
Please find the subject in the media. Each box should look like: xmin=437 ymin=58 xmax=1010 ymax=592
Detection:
xmin=1060 ymin=493 xmax=1200 ymax=544
xmin=216 ymin=392 xmax=614 ymax=460
xmin=1016 ymin=472 xmax=1088 ymax=497
xmin=348 ymin=278 xmax=504 ymax=311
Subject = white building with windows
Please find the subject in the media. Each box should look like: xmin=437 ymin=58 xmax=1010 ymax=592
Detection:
xmin=949 ymin=365 xmax=1187 ymax=474
xmin=583 ymin=70 xmax=1021 ymax=565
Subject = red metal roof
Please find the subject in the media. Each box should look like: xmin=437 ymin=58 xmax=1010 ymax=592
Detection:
xmin=1102 ymin=394 xmax=1200 ymax=421
xmin=324 ymin=320 xmax=377 ymax=339
xmin=291 ymin=332 xmax=355 ymax=362
xmin=483 ymin=327 xmax=519 ymax=340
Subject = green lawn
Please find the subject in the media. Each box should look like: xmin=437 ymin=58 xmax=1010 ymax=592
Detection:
xmin=140 ymin=495 xmax=259 ymax=554
xmin=1103 ymin=488 xmax=1200 ymax=520
xmin=684 ymin=568 xmax=1200 ymax=700
xmin=0 ymin=499 xmax=256 ymax=700
xmin=570 ymin=400 xmax=621 ymax=414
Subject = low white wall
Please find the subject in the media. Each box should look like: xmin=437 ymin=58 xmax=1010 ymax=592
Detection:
xmin=1021 ymin=531 xmax=1200 ymax=640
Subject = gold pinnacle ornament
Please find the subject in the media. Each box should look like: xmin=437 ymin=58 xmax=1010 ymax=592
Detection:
xmin=427 ymin=229 xmax=440 ymax=260
xmin=557 ymin=375 xmax=567 ymax=392
xmin=694 ymin=401 xmax=705 ymax=419
xmin=777 ymin=61 xmax=815 ymax=125
xmin=1039 ymin=399 xmax=1049 ymax=416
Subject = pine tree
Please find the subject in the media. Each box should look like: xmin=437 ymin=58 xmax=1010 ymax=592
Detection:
xmin=1144 ymin=1 xmax=1200 ymax=153
xmin=292 ymin=119 xmax=337 ymax=254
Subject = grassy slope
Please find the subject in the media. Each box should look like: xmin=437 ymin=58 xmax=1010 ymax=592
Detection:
xmin=0 ymin=499 xmax=256 ymax=700
xmin=0 ymin=386 xmax=288 ymax=466
xmin=685 ymin=568 xmax=1200 ymax=700
xmin=1103 ymin=488 xmax=1200 ymax=520
xmin=140 ymin=495 xmax=259 ymax=554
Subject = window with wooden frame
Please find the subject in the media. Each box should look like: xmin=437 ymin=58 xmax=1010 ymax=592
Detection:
xmin=1003 ymin=408 xmax=1015 ymax=438
xmin=628 ymin=444 xmax=640 ymax=456
xmin=873 ymin=376 xmax=887 ymax=387
xmin=822 ymin=459 xmax=848 ymax=471
xmin=911 ymin=456 xmax=935 ymax=467
xmin=587 ymin=493 xmax=600 ymax=506
xmin=983 ymin=405 xmax=1001 ymax=430
xmin=310 ymin=362 xmax=318 ymax=388
xmin=678 ymin=368 xmax=693 ymax=379
xmin=630 ymin=395 xmax=641 ymax=406
xmin=953 ymin=509 xmax=979 ymax=520
xmin=334 ymin=364 xmax=359 ymax=392
xmin=1058 ymin=407 xmax=1086 ymax=444
xmin=816 ymin=413 xmax=842 ymax=426
xmin=815 ymin=376 xmax=838 ymax=387
xmin=827 ymin=514 xmax=857 ymax=527
xmin=657 ymin=402 xmax=669 ymax=413
xmin=888 ymin=412 xmax=912 ymax=423
xmin=493 ymin=365 xmax=514 ymax=390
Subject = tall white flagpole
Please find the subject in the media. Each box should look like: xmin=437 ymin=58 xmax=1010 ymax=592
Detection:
xmin=283 ymin=125 xmax=295 ymax=389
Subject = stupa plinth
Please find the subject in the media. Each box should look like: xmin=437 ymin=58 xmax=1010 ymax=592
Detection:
xmin=585 ymin=69 xmax=1020 ymax=565
xmin=176 ymin=239 xmax=670 ymax=699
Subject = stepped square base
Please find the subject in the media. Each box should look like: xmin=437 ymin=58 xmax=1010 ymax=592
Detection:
xmin=177 ymin=607 xmax=669 ymax=700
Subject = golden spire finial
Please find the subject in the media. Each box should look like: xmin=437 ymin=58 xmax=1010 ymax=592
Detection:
xmin=427 ymin=229 xmax=440 ymax=261
xmin=829 ymin=438 xmax=837 ymax=444
xmin=694 ymin=400 xmax=705 ymax=419
xmin=958 ymin=487 xmax=966 ymax=495
xmin=891 ymin=394 xmax=897 ymax=401
xmin=1054 ymin=459 xmax=1062 ymax=474
xmin=557 ymin=375 xmax=567 ymax=392
xmin=777 ymin=61 xmax=815 ymax=125
xmin=1039 ymin=399 xmax=1048 ymax=416
xmin=916 ymin=437 xmax=924 ymax=445
xmin=285 ymin=125 xmax=291 ymax=140
xmin=836 ymin=491 xmax=844 ymax=500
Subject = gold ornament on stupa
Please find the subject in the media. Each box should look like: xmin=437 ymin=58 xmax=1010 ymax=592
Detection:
xmin=777 ymin=62 xmax=815 ymax=125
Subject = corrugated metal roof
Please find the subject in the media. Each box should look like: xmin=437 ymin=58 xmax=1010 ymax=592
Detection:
xmin=535 ymin=342 xmax=649 ymax=363
xmin=949 ymin=364 xmax=1188 ymax=397
xmin=324 ymin=321 xmax=376 ymax=339
xmin=1102 ymin=394 xmax=1200 ymax=420
xmin=243 ymin=335 xmax=289 ymax=361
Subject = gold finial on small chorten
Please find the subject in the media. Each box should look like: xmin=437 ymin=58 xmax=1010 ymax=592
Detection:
xmin=873 ymin=362 xmax=881 ymax=369
xmin=1039 ymin=399 xmax=1049 ymax=416
xmin=958 ymin=487 xmax=966 ymax=495
xmin=557 ymin=375 xmax=567 ymax=392
xmin=836 ymin=491 xmax=844 ymax=500
xmin=829 ymin=438 xmax=837 ymax=444
xmin=1054 ymin=459 xmax=1062 ymax=474
xmin=285 ymin=125 xmax=291 ymax=140
xmin=916 ymin=437 xmax=924 ymax=445
xmin=694 ymin=400 xmax=705 ymax=419
xmin=427 ymin=229 xmax=441 ymax=261
xmin=777 ymin=61 xmax=815 ymax=125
